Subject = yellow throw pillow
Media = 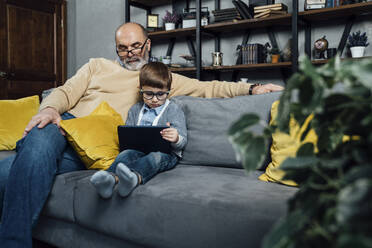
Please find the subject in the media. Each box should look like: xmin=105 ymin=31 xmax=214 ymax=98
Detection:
xmin=259 ymin=101 xmax=318 ymax=186
xmin=60 ymin=102 xmax=124 ymax=170
xmin=0 ymin=95 xmax=40 ymax=150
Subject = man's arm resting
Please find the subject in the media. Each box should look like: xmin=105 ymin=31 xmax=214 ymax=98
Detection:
xmin=251 ymin=83 xmax=284 ymax=95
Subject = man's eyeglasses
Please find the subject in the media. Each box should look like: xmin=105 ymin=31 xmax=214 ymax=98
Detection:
xmin=116 ymin=38 xmax=148 ymax=56
xmin=140 ymin=89 xmax=170 ymax=100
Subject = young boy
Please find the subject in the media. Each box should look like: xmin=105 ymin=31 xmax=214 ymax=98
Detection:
xmin=90 ymin=62 xmax=187 ymax=198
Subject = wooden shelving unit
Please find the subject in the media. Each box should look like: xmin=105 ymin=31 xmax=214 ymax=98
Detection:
xmin=129 ymin=1 xmax=372 ymax=77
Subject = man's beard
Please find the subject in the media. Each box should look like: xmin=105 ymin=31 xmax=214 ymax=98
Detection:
xmin=123 ymin=48 xmax=149 ymax=71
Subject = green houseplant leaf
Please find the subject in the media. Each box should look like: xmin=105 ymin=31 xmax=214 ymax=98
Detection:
xmin=229 ymin=55 xmax=372 ymax=248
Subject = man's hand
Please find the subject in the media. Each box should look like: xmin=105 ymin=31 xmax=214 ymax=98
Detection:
xmin=23 ymin=107 xmax=64 ymax=137
xmin=252 ymin=83 xmax=284 ymax=95
xmin=160 ymin=122 xmax=179 ymax=143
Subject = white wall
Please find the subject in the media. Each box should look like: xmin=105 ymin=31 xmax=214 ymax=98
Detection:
xmin=66 ymin=0 xmax=125 ymax=78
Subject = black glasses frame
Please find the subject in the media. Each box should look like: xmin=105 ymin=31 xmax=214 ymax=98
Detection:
xmin=140 ymin=89 xmax=170 ymax=100
xmin=116 ymin=38 xmax=148 ymax=56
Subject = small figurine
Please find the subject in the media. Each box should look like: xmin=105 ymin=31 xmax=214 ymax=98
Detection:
xmin=314 ymin=36 xmax=329 ymax=59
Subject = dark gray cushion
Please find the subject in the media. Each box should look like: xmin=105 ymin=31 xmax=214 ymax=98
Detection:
xmin=41 ymin=170 xmax=95 ymax=222
xmin=172 ymin=92 xmax=281 ymax=168
xmin=72 ymin=165 xmax=297 ymax=248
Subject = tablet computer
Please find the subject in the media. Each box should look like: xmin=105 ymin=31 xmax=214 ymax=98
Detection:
xmin=117 ymin=125 xmax=171 ymax=154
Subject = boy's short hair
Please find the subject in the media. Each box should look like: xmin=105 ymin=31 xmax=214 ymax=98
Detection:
xmin=140 ymin=62 xmax=172 ymax=90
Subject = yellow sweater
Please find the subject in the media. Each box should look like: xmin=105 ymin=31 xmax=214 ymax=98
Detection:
xmin=40 ymin=58 xmax=252 ymax=120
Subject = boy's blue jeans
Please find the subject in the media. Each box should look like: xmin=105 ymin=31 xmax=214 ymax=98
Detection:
xmin=0 ymin=113 xmax=85 ymax=248
xmin=107 ymin=149 xmax=179 ymax=184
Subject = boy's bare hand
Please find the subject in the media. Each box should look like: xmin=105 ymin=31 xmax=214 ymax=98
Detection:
xmin=161 ymin=122 xmax=179 ymax=143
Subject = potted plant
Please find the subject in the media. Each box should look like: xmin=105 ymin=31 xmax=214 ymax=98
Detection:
xmin=347 ymin=30 xmax=369 ymax=58
xmin=229 ymin=55 xmax=372 ymax=248
xmin=162 ymin=10 xmax=179 ymax=31
xmin=270 ymin=47 xmax=281 ymax=63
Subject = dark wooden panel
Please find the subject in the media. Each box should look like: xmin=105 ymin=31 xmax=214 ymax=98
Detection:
xmin=6 ymin=0 xmax=55 ymax=13
xmin=6 ymin=80 xmax=54 ymax=100
xmin=7 ymin=5 xmax=54 ymax=73
xmin=0 ymin=0 xmax=66 ymax=99
xmin=0 ymin=1 xmax=7 ymax=69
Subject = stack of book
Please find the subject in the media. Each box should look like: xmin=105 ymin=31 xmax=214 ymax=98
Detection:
xmin=304 ymin=0 xmax=326 ymax=10
xmin=232 ymin=0 xmax=253 ymax=19
xmin=253 ymin=3 xmax=288 ymax=19
xmin=239 ymin=44 xmax=266 ymax=64
xmin=212 ymin=8 xmax=242 ymax=23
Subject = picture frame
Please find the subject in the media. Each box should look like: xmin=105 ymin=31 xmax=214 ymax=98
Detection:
xmin=147 ymin=14 xmax=159 ymax=29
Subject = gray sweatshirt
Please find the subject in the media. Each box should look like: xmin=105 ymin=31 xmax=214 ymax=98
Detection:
xmin=126 ymin=100 xmax=187 ymax=157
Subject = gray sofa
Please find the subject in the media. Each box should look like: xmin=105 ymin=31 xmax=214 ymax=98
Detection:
xmin=0 ymin=92 xmax=297 ymax=248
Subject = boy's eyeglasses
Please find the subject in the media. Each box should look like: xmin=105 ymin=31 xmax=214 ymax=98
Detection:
xmin=140 ymin=90 xmax=170 ymax=100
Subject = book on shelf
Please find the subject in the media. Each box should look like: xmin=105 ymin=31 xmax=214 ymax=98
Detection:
xmin=214 ymin=15 xmax=242 ymax=22
xmin=326 ymin=0 xmax=334 ymax=7
xmin=306 ymin=0 xmax=326 ymax=4
xmin=212 ymin=8 xmax=240 ymax=16
xmin=212 ymin=7 xmax=242 ymax=22
xmin=232 ymin=0 xmax=253 ymax=19
xmin=254 ymin=12 xmax=271 ymax=18
xmin=254 ymin=4 xmax=288 ymax=13
xmin=254 ymin=9 xmax=287 ymax=18
xmin=254 ymin=3 xmax=288 ymax=11
xmin=239 ymin=43 xmax=266 ymax=64
xmin=305 ymin=3 xmax=326 ymax=9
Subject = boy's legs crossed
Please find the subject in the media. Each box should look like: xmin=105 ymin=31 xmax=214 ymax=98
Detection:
xmin=90 ymin=149 xmax=144 ymax=198
xmin=114 ymin=150 xmax=178 ymax=185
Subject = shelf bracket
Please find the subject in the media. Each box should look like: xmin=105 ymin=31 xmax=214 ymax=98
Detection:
xmin=186 ymin=37 xmax=196 ymax=58
xmin=338 ymin=15 xmax=356 ymax=56
xmin=166 ymin=38 xmax=176 ymax=57
xmin=266 ymin=27 xmax=278 ymax=49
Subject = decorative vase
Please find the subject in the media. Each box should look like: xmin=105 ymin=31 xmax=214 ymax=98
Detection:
xmin=165 ymin=23 xmax=175 ymax=31
xmin=350 ymin=46 xmax=365 ymax=58
xmin=271 ymin=54 xmax=280 ymax=63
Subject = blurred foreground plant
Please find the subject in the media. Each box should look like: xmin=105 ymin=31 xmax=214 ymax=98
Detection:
xmin=229 ymin=55 xmax=372 ymax=248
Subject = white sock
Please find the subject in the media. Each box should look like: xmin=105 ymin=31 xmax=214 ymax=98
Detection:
xmin=90 ymin=171 xmax=116 ymax=199
xmin=116 ymin=163 xmax=139 ymax=197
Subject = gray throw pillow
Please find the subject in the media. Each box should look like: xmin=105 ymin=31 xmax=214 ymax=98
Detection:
xmin=172 ymin=91 xmax=281 ymax=169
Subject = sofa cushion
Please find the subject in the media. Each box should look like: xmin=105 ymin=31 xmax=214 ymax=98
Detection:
xmin=172 ymin=92 xmax=281 ymax=168
xmin=72 ymin=165 xmax=297 ymax=248
xmin=41 ymin=170 xmax=95 ymax=222
xmin=259 ymin=101 xmax=317 ymax=186
xmin=0 ymin=95 xmax=40 ymax=150
xmin=60 ymin=102 xmax=124 ymax=170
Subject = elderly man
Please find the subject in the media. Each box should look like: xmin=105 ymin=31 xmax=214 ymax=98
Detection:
xmin=0 ymin=22 xmax=283 ymax=247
